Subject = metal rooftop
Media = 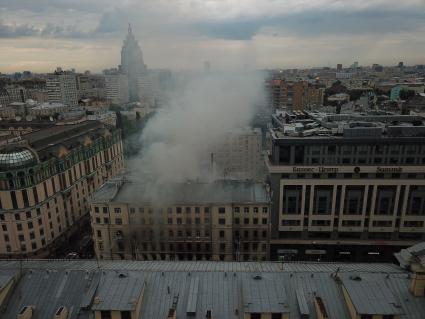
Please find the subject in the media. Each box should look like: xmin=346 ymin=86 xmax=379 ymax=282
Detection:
xmin=0 ymin=260 xmax=424 ymax=319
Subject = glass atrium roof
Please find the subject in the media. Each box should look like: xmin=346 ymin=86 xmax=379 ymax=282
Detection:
xmin=0 ymin=149 xmax=37 ymax=170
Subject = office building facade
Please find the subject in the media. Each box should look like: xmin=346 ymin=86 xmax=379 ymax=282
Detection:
xmin=267 ymin=112 xmax=425 ymax=261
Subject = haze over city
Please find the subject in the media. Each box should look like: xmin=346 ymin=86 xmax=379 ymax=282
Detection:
xmin=1 ymin=0 xmax=425 ymax=72
xmin=1 ymin=1 xmax=425 ymax=318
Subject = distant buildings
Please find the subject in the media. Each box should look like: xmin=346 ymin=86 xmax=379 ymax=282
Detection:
xmin=212 ymin=128 xmax=264 ymax=180
xmin=46 ymin=68 xmax=78 ymax=107
xmin=90 ymin=179 xmax=271 ymax=261
xmin=390 ymin=84 xmax=425 ymax=101
xmin=0 ymin=121 xmax=124 ymax=257
xmin=104 ymin=69 xmax=129 ymax=105
xmin=120 ymin=24 xmax=147 ymax=102
xmin=266 ymin=79 xmax=324 ymax=112
xmin=76 ymin=73 xmax=106 ymax=100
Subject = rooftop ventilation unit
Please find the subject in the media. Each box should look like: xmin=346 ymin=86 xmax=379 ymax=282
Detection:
xmin=17 ymin=305 xmax=33 ymax=319
xmin=54 ymin=306 xmax=68 ymax=319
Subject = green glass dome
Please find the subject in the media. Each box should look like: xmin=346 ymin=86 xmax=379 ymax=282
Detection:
xmin=0 ymin=148 xmax=37 ymax=170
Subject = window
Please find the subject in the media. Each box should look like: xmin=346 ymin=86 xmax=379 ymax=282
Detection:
xmin=17 ymin=223 xmax=22 ymax=231
xmin=176 ymin=207 xmax=182 ymax=214
xmin=28 ymin=221 xmax=33 ymax=229
xmin=244 ymin=207 xmax=249 ymax=213
xmin=204 ymin=207 xmax=209 ymax=213
xmin=250 ymin=314 xmax=261 ymax=319
xmin=103 ymin=207 xmax=108 ymax=214
xmin=253 ymin=207 xmax=258 ymax=213
xmin=253 ymin=218 xmax=258 ymax=225
xmin=97 ymin=230 xmax=102 ymax=238
xmin=360 ymin=315 xmax=373 ymax=319
xmin=234 ymin=207 xmax=240 ymax=213
xmin=115 ymin=218 xmax=122 ymax=225
xmin=218 ymin=207 xmax=225 ymax=214
xmin=234 ymin=218 xmax=240 ymax=224
xmin=262 ymin=207 xmax=268 ymax=213
xmin=168 ymin=218 xmax=172 ymax=224
xmin=1 ymin=224 xmax=6 ymax=231
xmin=244 ymin=218 xmax=249 ymax=224
xmin=195 ymin=207 xmax=200 ymax=214
xmin=219 ymin=230 xmax=225 ymax=238
xmin=14 ymin=213 xmax=20 ymax=221
xmin=130 ymin=207 xmax=135 ymax=213
xmin=100 ymin=311 xmax=112 ymax=319
xmin=218 ymin=218 xmax=225 ymax=225
xmin=95 ymin=206 xmax=99 ymax=213
xmin=185 ymin=207 xmax=191 ymax=214
xmin=19 ymin=234 xmax=25 ymax=241
xmin=114 ymin=208 xmax=121 ymax=214
xmin=121 ymin=311 xmax=131 ymax=319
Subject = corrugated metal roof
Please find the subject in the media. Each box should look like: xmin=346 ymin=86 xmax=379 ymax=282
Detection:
xmin=1 ymin=263 xmax=424 ymax=319
xmin=92 ymin=272 xmax=145 ymax=311
xmin=1 ymin=270 xmax=93 ymax=319
xmin=242 ymin=275 xmax=289 ymax=313
xmin=0 ymin=259 xmax=405 ymax=274
xmin=0 ymin=269 xmax=18 ymax=288
xmin=341 ymin=275 xmax=403 ymax=315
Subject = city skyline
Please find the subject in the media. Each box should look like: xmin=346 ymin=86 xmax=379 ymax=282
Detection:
xmin=1 ymin=0 xmax=425 ymax=72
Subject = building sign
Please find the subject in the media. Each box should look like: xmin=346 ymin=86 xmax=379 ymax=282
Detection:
xmin=291 ymin=166 xmax=403 ymax=174
xmin=292 ymin=167 xmax=339 ymax=173
xmin=376 ymin=167 xmax=402 ymax=173
xmin=305 ymin=249 xmax=327 ymax=255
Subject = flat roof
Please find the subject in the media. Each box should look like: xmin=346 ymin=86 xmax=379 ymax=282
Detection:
xmin=91 ymin=179 xmax=270 ymax=204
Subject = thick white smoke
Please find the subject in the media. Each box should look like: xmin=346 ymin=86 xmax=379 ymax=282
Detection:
xmin=128 ymin=71 xmax=265 ymax=188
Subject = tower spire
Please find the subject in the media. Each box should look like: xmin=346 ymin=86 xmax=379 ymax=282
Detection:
xmin=128 ymin=23 xmax=132 ymax=35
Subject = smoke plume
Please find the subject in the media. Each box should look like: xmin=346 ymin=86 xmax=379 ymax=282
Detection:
xmin=128 ymin=71 xmax=265 ymax=189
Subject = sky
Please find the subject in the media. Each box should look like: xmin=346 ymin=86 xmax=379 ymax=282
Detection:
xmin=0 ymin=0 xmax=425 ymax=73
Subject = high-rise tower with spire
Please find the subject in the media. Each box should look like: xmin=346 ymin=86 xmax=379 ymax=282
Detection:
xmin=120 ymin=23 xmax=147 ymax=101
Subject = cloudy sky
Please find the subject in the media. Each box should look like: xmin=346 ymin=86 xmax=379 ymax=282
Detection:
xmin=0 ymin=0 xmax=425 ymax=73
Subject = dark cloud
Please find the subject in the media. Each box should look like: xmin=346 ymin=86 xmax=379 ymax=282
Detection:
xmin=0 ymin=20 xmax=39 ymax=37
xmin=196 ymin=9 xmax=425 ymax=40
xmin=0 ymin=20 xmax=95 ymax=39
xmin=0 ymin=0 xmax=106 ymax=13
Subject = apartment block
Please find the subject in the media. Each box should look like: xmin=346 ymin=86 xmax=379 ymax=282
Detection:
xmin=267 ymin=79 xmax=323 ymax=112
xmin=104 ymin=70 xmax=129 ymax=105
xmin=90 ymin=179 xmax=271 ymax=261
xmin=46 ymin=68 xmax=78 ymax=107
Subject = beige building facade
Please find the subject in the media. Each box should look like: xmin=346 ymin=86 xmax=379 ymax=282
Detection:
xmin=0 ymin=121 xmax=124 ymax=257
xmin=90 ymin=180 xmax=271 ymax=261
